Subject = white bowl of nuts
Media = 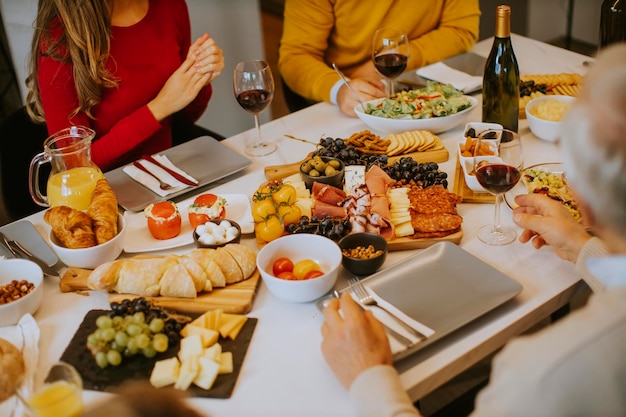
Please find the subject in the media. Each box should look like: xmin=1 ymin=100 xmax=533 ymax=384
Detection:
xmin=0 ymin=259 xmax=44 ymax=326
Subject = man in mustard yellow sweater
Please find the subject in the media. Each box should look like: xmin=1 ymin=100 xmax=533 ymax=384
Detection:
xmin=278 ymin=0 xmax=480 ymax=116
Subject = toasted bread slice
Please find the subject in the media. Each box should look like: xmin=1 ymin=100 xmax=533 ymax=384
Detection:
xmin=189 ymin=249 xmax=226 ymax=288
xmin=223 ymin=244 xmax=257 ymax=279
xmin=214 ymin=247 xmax=244 ymax=284
xmin=160 ymin=262 xmax=197 ymax=298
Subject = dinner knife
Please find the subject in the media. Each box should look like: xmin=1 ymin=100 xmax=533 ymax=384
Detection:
xmin=0 ymin=231 xmax=63 ymax=277
xmin=141 ymin=154 xmax=199 ymax=186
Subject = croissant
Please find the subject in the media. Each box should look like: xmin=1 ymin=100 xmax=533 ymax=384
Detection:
xmin=88 ymin=245 xmax=257 ymax=298
xmin=87 ymin=178 xmax=118 ymax=245
xmin=44 ymin=206 xmax=97 ymax=248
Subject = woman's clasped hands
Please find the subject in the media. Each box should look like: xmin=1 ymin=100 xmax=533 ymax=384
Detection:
xmin=148 ymin=33 xmax=224 ymax=121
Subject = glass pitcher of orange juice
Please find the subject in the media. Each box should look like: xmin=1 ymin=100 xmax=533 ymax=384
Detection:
xmin=20 ymin=362 xmax=84 ymax=417
xmin=29 ymin=126 xmax=104 ymax=211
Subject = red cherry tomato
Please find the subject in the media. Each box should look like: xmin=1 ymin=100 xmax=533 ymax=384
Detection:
xmin=277 ymin=271 xmax=297 ymax=280
xmin=304 ymin=270 xmax=325 ymax=280
xmin=145 ymin=201 xmax=181 ymax=240
xmin=272 ymin=257 xmax=294 ymax=276
xmin=188 ymin=194 xmax=227 ymax=228
xmin=293 ymin=259 xmax=321 ymax=280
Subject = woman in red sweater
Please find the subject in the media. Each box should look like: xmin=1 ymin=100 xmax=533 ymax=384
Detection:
xmin=25 ymin=0 xmax=224 ymax=171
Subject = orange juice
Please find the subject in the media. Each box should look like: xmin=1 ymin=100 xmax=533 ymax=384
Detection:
xmin=26 ymin=380 xmax=83 ymax=417
xmin=47 ymin=166 xmax=104 ymax=210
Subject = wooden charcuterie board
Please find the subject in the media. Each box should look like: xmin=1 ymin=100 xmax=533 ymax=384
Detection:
xmin=59 ymin=269 xmax=261 ymax=314
xmin=264 ymin=147 xmax=449 ymax=182
xmin=387 ymin=229 xmax=463 ymax=250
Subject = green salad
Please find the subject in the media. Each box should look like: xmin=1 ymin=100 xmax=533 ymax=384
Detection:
xmin=364 ymin=81 xmax=473 ymax=120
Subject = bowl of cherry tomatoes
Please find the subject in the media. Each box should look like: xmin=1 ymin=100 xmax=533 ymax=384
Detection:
xmin=256 ymin=234 xmax=341 ymax=302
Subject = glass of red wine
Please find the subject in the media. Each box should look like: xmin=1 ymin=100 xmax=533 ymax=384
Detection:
xmin=233 ymin=60 xmax=276 ymax=157
xmin=473 ymin=129 xmax=523 ymax=245
xmin=372 ymin=27 xmax=409 ymax=97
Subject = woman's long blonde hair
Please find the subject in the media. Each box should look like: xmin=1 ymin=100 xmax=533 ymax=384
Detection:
xmin=26 ymin=0 xmax=119 ymax=123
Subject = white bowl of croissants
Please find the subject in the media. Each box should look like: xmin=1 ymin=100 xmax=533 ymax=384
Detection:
xmin=45 ymin=179 xmax=126 ymax=269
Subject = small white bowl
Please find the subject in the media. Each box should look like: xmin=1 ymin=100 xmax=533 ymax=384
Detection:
xmin=462 ymin=122 xmax=503 ymax=139
xmin=256 ymin=234 xmax=341 ymax=303
xmin=49 ymin=213 xmax=125 ymax=269
xmin=525 ymin=95 xmax=576 ymax=142
xmin=461 ymin=156 xmax=503 ymax=193
xmin=0 ymin=259 xmax=44 ymax=326
xmin=354 ymin=95 xmax=478 ymax=134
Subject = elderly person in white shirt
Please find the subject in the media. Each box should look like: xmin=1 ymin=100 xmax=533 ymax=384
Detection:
xmin=321 ymin=43 xmax=626 ymax=417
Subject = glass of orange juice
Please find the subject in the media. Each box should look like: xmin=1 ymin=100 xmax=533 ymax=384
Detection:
xmin=22 ymin=362 xmax=83 ymax=417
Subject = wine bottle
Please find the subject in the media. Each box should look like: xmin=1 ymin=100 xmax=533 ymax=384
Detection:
xmin=482 ymin=4 xmax=520 ymax=133
xmin=599 ymin=0 xmax=626 ymax=48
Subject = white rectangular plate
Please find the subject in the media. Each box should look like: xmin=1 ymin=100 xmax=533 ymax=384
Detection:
xmin=123 ymin=194 xmax=254 ymax=253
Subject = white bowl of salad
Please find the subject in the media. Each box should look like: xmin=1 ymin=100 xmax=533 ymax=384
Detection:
xmin=354 ymin=82 xmax=478 ymax=134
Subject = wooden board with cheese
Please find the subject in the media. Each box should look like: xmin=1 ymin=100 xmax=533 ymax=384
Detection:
xmin=519 ymin=72 xmax=583 ymax=119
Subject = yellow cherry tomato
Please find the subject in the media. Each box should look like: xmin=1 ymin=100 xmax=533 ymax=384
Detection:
xmin=271 ymin=184 xmax=297 ymax=206
xmin=278 ymin=204 xmax=302 ymax=225
xmin=255 ymin=215 xmax=284 ymax=243
xmin=293 ymin=259 xmax=321 ymax=280
xmin=252 ymin=198 xmax=277 ymax=223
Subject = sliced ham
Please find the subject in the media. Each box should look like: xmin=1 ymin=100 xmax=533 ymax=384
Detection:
xmin=312 ymin=182 xmax=347 ymax=206
xmin=312 ymin=200 xmax=348 ymax=219
xmin=365 ymin=165 xmax=394 ymax=240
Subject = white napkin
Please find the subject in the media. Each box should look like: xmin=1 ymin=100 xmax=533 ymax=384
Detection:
xmin=0 ymin=314 xmax=40 ymax=417
xmin=350 ymin=288 xmax=435 ymax=355
xmin=122 ymin=155 xmax=198 ymax=197
xmin=416 ymin=62 xmax=482 ymax=93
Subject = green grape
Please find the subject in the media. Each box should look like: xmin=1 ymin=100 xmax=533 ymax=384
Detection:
xmin=115 ymin=331 xmax=129 ymax=347
xmin=149 ymin=318 xmax=165 ymax=333
xmin=127 ymin=323 xmax=141 ymax=337
xmin=86 ymin=333 xmax=99 ymax=347
xmin=152 ymin=333 xmax=169 ymax=353
xmin=101 ymin=328 xmax=116 ymax=342
xmin=142 ymin=346 xmax=157 ymax=358
xmin=95 ymin=351 xmax=108 ymax=368
xmin=107 ymin=349 xmax=122 ymax=366
xmin=126 ymin=337 xmax=139 ymax=355
xmin=112 ymin=316 xmax=124 ymax=326
xmin=95 ymin=315 xmax=113 ymax=329
xmin=132 ymin=312 xmax=145 ymax=324
xmin=136 ymin=333 xmax=150 ymax=350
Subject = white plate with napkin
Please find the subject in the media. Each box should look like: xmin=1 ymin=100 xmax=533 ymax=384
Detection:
xmin=416 ymin=62 xmax=483 ymax=94
xmin=122 ymin=155 xmax=198 ymax=198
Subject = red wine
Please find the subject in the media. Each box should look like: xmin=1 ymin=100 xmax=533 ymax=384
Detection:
xmin=475 ymin=163 xmax=521 ymax=194
xmin=374 ymin=53 xmax=408 ymax=78
xmin=482 ymin=5 xmax=519 ymax=132
xmin=236 ymin=89 xmax=272 ymax=113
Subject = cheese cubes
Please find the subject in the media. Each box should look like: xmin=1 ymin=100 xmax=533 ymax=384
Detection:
xmin=149 ymin=308 xmax=246 ymax=391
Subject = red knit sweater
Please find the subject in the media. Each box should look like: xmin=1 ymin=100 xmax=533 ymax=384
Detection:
xmin=37 ymin=0 xmax=212 ymax=171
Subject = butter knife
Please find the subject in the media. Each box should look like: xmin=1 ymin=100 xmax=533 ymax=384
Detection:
xmin=0 ymin=231 xmax=64 ymax=277
xmin=141 ymin=154 xmax=199 ymax=186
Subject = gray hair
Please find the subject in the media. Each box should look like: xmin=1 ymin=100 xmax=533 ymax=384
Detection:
xmin=560 ymin=43 xmax=626 ymax=236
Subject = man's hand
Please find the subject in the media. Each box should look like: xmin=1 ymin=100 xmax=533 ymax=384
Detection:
xmin=321 ymin=292 xmax=393 ymax=389
xmin=337 ymin=79 xmax=386 ymax=116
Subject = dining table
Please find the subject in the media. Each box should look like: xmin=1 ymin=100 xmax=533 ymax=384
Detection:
xmin=6 ymin=34 xmax=593 ymax=417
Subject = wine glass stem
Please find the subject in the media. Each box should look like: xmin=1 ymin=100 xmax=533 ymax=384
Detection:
xmin=493 ymin=193 xmax=503 ymax=234
xmin=389 ymin=79 xmax=395 ymax=97
xmin=254 ymin=113 xmax=262 ymax=145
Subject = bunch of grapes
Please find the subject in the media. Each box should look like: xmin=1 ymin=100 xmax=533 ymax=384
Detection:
xmin=86 ymin=298 xmax=187 ymax=368
xmin=384 ymin=158 xmax=448 ymax=189
xmin=312 ymin=137 xmax=388 ymax=169
xmin=285 ymin=216 xmax=352 ymax=241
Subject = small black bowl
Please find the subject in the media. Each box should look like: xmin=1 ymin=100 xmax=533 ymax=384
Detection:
xmin=300 ymin=156 xmax=345 ymax=190
xmin=338 ymin=232 xmax=388 ymax=276
xmin=193 ymin=218 xmax=241 ymax=249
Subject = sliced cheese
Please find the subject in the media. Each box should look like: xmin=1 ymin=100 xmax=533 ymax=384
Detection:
xmin=178 ymin=333 xmax=204 ymax=361
xmin=344 ymin=165 xmax=366 ymax=195
xmin=394 ymin=222 xmax=415 ymax=238
xmin=227 ymin=317 xmax=247 ymax=340
xmin=218 ymin=351 xmax=234 ymax=374
xmin=193 ymin=357 xmax=220 ymax=390
xmin=203 ymin=343 xmax=222 ymax=362
xmin=181 ymin=325 xmax=219 ymax=347
xmin=150 ymin=357 xmax=180 ymax=388
xmin=219 ymin=314 xmax=247 ymax=339
xmin=175 ymin=355 xmax=199 ymax=391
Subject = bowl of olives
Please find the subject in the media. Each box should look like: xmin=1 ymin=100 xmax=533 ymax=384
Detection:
xmin=300 ymin=156 xmax=345 ymax=190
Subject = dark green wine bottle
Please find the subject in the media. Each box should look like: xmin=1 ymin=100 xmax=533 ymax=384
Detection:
xmin=482 ymin=4 xmax=520 ymax=133
xmin=600 ymin=0 xmax=626 ymax=48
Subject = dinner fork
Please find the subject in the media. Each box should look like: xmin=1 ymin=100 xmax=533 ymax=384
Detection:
xmin=133 ymin=161 xmax=173 ymax=190
xmin=349 ymin=277 xmax=426 ymax=341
